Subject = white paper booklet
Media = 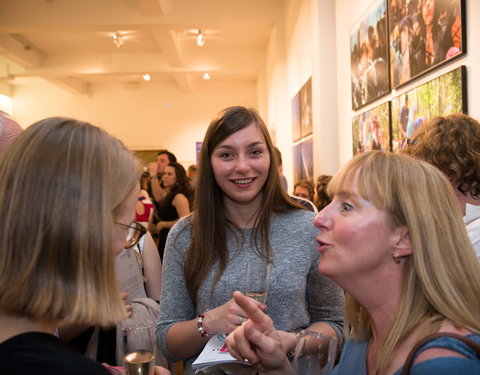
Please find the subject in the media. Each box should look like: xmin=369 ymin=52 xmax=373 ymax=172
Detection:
xmin=192 ymin=333 xmax=253 ymax=374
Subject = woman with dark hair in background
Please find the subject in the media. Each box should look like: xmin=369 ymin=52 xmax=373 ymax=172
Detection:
xmin=149 ymin=161 xmax=192 ymax=260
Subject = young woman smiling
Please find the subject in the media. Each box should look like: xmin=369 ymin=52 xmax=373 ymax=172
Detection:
xmin=156 ymin=106 xmax=344 ymax=374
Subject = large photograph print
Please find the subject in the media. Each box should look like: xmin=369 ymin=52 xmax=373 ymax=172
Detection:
xmin=292 ymin=138 xmax=313 ymax=185
xmin=389 ymin=0 xmax=465 ymax=89
xmin=352 ymin=101 xmax=391 ymax=155
xmin=350 ymin=0 xmax=389 ymax=110
xmin=391 ymin=65 xmax=466 ymax=151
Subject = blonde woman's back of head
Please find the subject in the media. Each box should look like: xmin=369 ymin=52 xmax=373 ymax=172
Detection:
xmin=0 ymin=117 xmax=141 ymax=326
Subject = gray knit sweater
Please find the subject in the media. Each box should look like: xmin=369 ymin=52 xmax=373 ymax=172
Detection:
xmin=156 ymin=209 xmax=344 ymax=374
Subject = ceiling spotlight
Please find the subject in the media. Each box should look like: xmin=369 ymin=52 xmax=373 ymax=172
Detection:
xmin=112 ymin=32 xmax=124 ymax=48
xmin=196 ymin=30 xmax=205 ymax=47
xmin=202 ymin=73 xmax=211 ymax=80
xmin=142 ymin=73 xmax=151 ymax=81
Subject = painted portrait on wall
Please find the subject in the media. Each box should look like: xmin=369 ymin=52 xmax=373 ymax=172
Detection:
xmin=350 ymin=0 xmax=389 ymax=110
xmin=388 ymin=0 xmax=465 ymax=89
xmin=352 ymin=101 xmax=391 ymax=155
xmin=391 ymin=65 xmax=466 ymax=151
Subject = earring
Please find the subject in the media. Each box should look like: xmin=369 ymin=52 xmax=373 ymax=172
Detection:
xmin=393 ymin=252 xmax=401 ymax=264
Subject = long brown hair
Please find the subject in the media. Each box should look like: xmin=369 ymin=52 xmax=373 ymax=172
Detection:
xmin=184 ymin=106 xmax=300 ymax=303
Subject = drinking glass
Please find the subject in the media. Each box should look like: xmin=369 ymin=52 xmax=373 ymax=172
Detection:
xmin=293 ymin=330 xmax=337 ymax=375
xmin=245 ymin=262 xmax=270 ymax=304
xmin=122 ymin=323 xmax=155 ymax=375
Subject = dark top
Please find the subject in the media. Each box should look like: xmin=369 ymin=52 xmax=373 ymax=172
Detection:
xmin=0 ymin=332 xmax=110 ymax=375
xmin=153 ymin=198 xmax=179 ymax=260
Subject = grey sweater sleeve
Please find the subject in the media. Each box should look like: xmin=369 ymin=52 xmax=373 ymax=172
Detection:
xmin=156 ymin=210 xmax=345 ymax=368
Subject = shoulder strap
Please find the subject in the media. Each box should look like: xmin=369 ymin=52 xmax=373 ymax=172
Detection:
xmin=401 ymin=333 xmax=480 ymax=375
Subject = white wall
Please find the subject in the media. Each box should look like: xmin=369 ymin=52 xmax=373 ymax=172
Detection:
xmin=263 ymin=0 xmax=338 ymax=190
xmin=11 ymin=79 xmax=257 ymax=165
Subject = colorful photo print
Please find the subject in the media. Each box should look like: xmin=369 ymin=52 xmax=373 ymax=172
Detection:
xmin=391 ymin=65 xmax=466 ymax=151
xmin=352 ymin=101 xmax=391 ymax=155
xmin=292 ymin=138 xmax=314 ymax=185
xmin=300 ymin=78 xmax=313 ymax=138
xmin=292 ymin=92 xmax=301 ymax=142
xmin=350 ymin=0 xmax=389 ymax=110
xmin=389 ymin=0 xmax=464 ymax=88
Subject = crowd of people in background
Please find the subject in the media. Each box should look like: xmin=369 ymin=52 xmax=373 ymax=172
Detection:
xmin=0 ymin=106 xmax=479 ymax=375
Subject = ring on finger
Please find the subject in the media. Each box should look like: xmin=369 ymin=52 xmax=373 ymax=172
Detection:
xmin=239 ymin=317 xmax=246 ymax=325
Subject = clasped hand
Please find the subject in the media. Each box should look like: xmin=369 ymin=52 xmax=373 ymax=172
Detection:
xmin=203 ymin=295 xmax=266 ymax=335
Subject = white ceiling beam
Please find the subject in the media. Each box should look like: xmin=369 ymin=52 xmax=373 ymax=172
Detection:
xmin=43 ymin=77 xmax=88 ymax=95
xmin=150 ymin=28 xmax=183 ymax=67
xmin=135 ymin=0 xmax=174 ymax=16
xmin=173 ymin=73 xmax=193 ymax=92
xmin=0 ymin=34 xmax=45 ymax=68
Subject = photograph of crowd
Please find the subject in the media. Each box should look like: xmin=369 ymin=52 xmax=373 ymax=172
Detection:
xmin=350 ymin=0 xmax=389 ymax=110
xmin=389 ymin=0 xmax=464 ymax=89
xmin=352 ymin=101 xmax=391 ymax=155
xmin=391 ymin=65 xmax=466 ymax=151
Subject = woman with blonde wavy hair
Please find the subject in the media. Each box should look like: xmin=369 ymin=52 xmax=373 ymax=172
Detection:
xmin=0 ymin=118 xmax=168 ymax=375
xmin=226 ymin=151 xmax=480 ymax=375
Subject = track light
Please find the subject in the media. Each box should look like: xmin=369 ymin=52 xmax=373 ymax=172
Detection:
xmin=196 ymin=30 xmax=205 ymax=47
xmin=202 ymin=73 xmax=211 ymax=80
xmin=142 ymin=73 xmax=151 ymax=81
xmin=112 ymin=32 xmax=124 ymax=48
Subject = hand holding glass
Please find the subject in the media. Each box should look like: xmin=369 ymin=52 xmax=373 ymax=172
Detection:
xmin=122 ymin=324 xmax=155 ymax=375
xmin=245 ymin=262 xmax=270 ymax=304
xmin=293 ymin=330 xmax=337 ymax=375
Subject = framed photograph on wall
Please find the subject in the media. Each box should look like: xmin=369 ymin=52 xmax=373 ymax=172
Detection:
xmin=133 ymin=150 xmax=158 ymax=169
xmin=300 ymin=78 xmax=313 ymax=138
xmin=350 ymin=0 xmax=389 ymax=110
xmin=291 ymin=92 xmax=301 ymax=142
xmin=352 ymin=101 xmax=391 ymax=155
xmin=292 ymin=137 xmax=314 ymax=185
xmin=388 ymin=0 xmax=465 ymax=89
xmin=391 ymin=65 xmax=466 ymax=151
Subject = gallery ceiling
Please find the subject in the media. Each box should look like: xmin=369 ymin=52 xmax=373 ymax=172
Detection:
xmin=0 ymin=0 xmax=283 ymax=94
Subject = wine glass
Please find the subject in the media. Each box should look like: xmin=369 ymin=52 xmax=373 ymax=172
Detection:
xmin=122 ymin=323 xmax=155 ymax=375
xmin=245 ymin=262 xmax=270 ymax=304
xmin=293 ymin=330 xmax=337 ymax=375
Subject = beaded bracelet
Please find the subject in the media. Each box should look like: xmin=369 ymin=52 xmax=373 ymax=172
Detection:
xmin=197 ymin=311 xmax=211 ymax=337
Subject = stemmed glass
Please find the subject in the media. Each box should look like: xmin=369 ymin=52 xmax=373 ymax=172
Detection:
xmin=293 ymin=330 xmax=337 ymax=375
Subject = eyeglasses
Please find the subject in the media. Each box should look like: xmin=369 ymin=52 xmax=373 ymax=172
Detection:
xmin=116 ymin=221 xmax=147 ymax=249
